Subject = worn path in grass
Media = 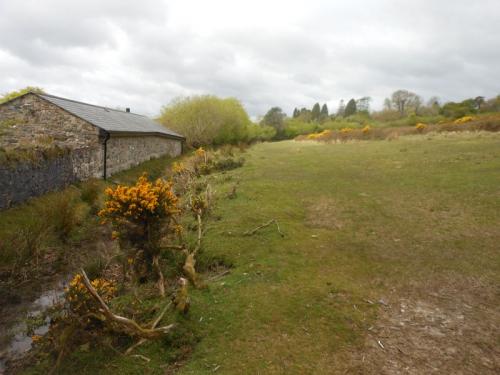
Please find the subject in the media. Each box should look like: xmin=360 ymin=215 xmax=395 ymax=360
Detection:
xmin=181 ymin=133 xmax=500 ymax=374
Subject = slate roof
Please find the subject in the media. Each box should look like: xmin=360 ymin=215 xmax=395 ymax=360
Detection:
xmin=36 ymin=93 xmax=184 ymax=140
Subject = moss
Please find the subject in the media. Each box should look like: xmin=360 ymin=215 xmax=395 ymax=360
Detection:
xmin=0 ymin=145 xmax=71 ymax=168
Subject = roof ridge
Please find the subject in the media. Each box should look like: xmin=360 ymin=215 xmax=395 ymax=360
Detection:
xmin=37 ymin=92 xmax=145 ymax=117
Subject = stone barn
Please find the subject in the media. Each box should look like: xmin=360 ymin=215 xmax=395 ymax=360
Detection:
xmin=0 ymin=92 xmax=184 ymax=208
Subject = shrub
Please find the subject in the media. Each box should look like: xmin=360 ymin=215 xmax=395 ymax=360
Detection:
xmin=415 ymin=123 xmax=427 ymax=132
xmin=79 ymin=179 xmax=102 ymax=213
xmin=454 ymin=115 xmax=474 ymax=124
xmin=66 ymin=273 xmax=116 ymax=317
xmin=158 ymin=95 xmax=252 ymax=147
xmin=40 ymin=188 xmax=83 ymax=241
xmin=99 ymin=174 xmax=181 ymax=288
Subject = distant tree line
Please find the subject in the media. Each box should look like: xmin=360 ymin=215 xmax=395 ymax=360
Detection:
xmin=260 ymin=90 xmax=500 ymax=140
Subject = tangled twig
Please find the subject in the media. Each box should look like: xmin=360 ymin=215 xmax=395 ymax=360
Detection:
xmin=125 ymin=301 xmax=173 ymax=355
xmin=80 ymin=269 xmax=175 ymax=339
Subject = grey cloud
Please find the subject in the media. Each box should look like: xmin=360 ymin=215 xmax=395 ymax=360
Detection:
xmin=0 ymin=0 xmax=499 ymax=118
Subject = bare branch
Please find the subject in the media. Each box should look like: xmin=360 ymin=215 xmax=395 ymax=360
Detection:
xmin=243 ymin=219 xmax=284 ymax=237
xmin=80 ymin=269 xmax=174 ymax=340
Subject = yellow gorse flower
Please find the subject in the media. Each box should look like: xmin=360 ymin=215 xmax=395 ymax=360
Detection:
xmin=307 ymin=129 xmax=332 ymax=140
xmin=98 ymin=174 xmax=179 ymax=224
xmin=66 ymin=273 xmax=116 ymax=317
xmin=195 ymin=147 xmax=206 ymax=158
xmin=453 ymin=115 xmax=474 ymax=124
xmin=415 ymin=123 xmax=427 ymax=131
xmin=171 ymin=161 xmax=186 ymax=174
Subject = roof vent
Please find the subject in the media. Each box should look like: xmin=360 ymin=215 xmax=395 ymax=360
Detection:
xmin=126 ymin=108 xmax=130 ymax=113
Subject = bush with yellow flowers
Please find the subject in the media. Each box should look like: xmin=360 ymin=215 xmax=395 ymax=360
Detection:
xmin=415 ymin=123 xmax=427 ymax=132
xmin=99 ymin=174 xmax=179 ymax=227
xmin=65 ymin=273 xmax=116 ymax=318
xmin=306 ymin=129 xmax=332 ymax=140
xmin=99 ymin=174 xmax=181 ymax=287
xmin=454 ymin=115 xmax=474 ymax=124
xmin=171 ymin=161 xmax=186 ymax=175
xmin=362 ymin=125 xmax=371 ymax=134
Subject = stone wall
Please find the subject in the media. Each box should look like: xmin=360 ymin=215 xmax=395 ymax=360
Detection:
xmin=0 ymin=93 xmax=99 ymax=149
xmin=0 ymin=147 xmax=100 ymax=209
xmin=106 ymin=135 xmax=182 ymax=176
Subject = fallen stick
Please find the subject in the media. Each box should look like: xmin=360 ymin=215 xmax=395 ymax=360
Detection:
xmin=80 ymin=269 xmax=174 ymax=340
xmin=243 ymin=219 xmax=284 ymax=237
xmin=195 ymin=212 xmax=202 ymax=255
xmin=131 ymin=354 xmax=151 ymax=363
xmin=207 ymin=270 xmax=231 ymax=281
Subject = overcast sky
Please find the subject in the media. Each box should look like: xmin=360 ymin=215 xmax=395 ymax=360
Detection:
xmin=0 ymin=0 xmax=499 ymax=118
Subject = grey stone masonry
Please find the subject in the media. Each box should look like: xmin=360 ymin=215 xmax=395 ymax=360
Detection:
xmin=0 ymin=93 xmax=184 ymax=209
xmin=106 ymin=135 xmax=182 ymax=176
xmin=0 ymin=93 xmax=99 ymax=149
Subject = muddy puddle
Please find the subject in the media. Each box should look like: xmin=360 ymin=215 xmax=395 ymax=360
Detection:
xmin=0 ymin=277 xmax=69 ymax=374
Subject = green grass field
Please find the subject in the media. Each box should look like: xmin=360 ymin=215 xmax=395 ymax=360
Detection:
xmin=21 ymin=132 xmax=500 ymax=374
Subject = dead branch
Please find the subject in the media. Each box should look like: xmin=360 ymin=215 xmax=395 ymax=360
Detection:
xmin=207 ymin=270 xmax=230 ymax=281
xmin=124 ymin=301 xmax=172 ymax=355
xmin=131 ymin=354 xmax=151 ymax=363
xmin=183 ymin=253 xmax=198 ymax=287
xmin=152 ymin=255 xmax=166 ymax=297
xmin=80 ymin=269 xmax=174 ymax=339
xmin=243 ymin=219 xmax=284 ymax=237
xmin=173 ymin=277 xmax=190 ymax=314
xmin=195 ymin=212 xmax=202 ymax=255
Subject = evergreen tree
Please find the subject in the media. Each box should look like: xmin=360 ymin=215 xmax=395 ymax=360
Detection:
xmin=292 ymin=107 xmax=300 ymax=118
xmin=320 ymin=103 xmax=329 ymax=117
xmin=344 ymin=99 xmax=357 ymax=117
xmin=311 ymin=102 xmax=321 ymax=121
xmin=337 ymin=99 xmax=345 ymax=116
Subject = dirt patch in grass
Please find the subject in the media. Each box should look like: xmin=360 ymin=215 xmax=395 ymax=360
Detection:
xmin=304 ymin=197 xmax=345 ymax=230
xmin=341 ymin=275 xmax=500 ymax=374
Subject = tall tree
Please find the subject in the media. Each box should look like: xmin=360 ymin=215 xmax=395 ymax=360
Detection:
xmin=320 ymin=103 xmax=329 ymax=117
xmin=356 ymin=97 xmax=371 ymax=112
xmin=337 ymin=99 xmax=345 ymax=116
xmin=158 ymin=95 xmax=251 ymax=147
xmin=292 ymin=107 xmax=300 ymax=118
xmin=261 ymin=107 xmax=286 ymax=136
xmin=311 ymin=103 xmax=321 ymax=121
xmin=474 ymin=96 xmax=485 ymax=111
xmin=390 ymin=89 xmax=421 ymax=115
xmin=344 ymin=99 xmax=357 ymax=117
xmin=383 ymin=98 xmax=392 ymax=110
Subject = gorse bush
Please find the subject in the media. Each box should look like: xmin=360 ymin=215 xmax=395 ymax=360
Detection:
xmin=66 ymin=273 xmax=116 ymax=317
xmin=99 ymin=174 xmax=181 ymax=292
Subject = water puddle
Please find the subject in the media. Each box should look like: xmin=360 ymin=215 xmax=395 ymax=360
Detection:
xmin=0 ymin=278 xmax=69 ymax=374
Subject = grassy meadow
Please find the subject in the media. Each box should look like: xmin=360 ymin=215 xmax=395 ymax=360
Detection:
xmin=16 ymin=131 xmax=500 ymax=374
